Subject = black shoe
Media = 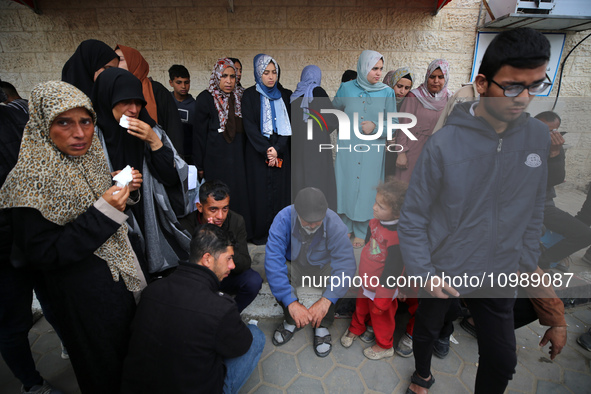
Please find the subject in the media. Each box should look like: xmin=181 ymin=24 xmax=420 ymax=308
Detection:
xmin=433 ymin=336 xmax=450 ymax=359
xmin=577 ymin=329 xmax=591 ymax=352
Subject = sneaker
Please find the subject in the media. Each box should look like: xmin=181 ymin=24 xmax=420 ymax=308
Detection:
xmin=395 ymin=333 xmax=413 ymax=357
xmin=433 ymin=336 xmax=450 ymax=359
xmin=363 ymin=345 xmax=394 ymax=360
xmin=60 ymin=343 xmax=69 ymax=360
xmin=21 ymin=381 xmax=64 ymax=394
xmin=359 ymin=326 xmax=375 ymax=343
xmin=582 ymin=251 xmax=591 ymax=265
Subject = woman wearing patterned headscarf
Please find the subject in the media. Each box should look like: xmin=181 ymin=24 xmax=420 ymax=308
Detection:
xmin=290 ymin=65 xmax=339 ymax=211
xmin=383 ymin=67 xmax=414 ymax=177
xmin=0 ymin=81 xmax=146 ymax=393
xmin=115 ymin=44 xmax=185 ymax=157
xmin=61 ymin=39 xmax=119 ymax=98
xmin=242 ymin=54 xmax=292 ymax=244
xmin=394 ymin=59 xmax=452 ymax=183
xmin=332 ymin=50 xmax=397 ymax=247
xmin=92 ymin=68 xmax=190 ymax=277
xmin=192 ymin=58 xmax=250 ymax=227
xmin=383 ymin=67 xmax=414 ymax=107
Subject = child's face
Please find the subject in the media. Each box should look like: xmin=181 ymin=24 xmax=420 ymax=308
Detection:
xmin=373 ymin=193 xmax=397 ymax=221
xmin=170 ymin=77 xmax=190 ymax=98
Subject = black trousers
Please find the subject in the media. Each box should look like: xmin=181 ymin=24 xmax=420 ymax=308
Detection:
xmin=413 ymin=290 xmax=517 ymax=394
xmin=539 ymin=205 xmax=591 ymax=268
xmin=0 ymin=263 xmax=61 ymax=388
xmin=279 ymin=260 xmax=336 ymax=328
xmin=575 ymin=185 xmax=591 ymax=226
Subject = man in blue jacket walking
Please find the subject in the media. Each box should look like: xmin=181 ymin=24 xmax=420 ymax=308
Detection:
xmin=265 ymin=187 xmax=356 ymax=357
xmin=399 ymin=28 xmax=552 ymax=394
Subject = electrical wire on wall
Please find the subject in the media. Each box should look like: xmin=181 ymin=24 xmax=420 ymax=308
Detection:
xmin=552 ymin=32 xmax=591 ymax=110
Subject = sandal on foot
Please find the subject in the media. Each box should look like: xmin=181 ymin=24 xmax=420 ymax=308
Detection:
xmin=460 ymin=317 xmax=477 ymax=339
xmin=406 ymin=371 xmax=435 ymax=394
xmin=314 ymin=333 xmax=332 ymax=357
xmin=272 ymin=323 xmax=297 ymax=346
xmin=352 ymin=237 xmax=365 ymax=248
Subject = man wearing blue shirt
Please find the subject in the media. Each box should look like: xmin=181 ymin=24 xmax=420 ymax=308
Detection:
xmin=265 ymin=188 xmax=356 ymax=357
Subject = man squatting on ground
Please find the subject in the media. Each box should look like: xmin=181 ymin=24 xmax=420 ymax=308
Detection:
xmin=398 ymin=27 xmax=553 ymax=394
xmin=120 ymin=224 xmax=265 ymax=394
xmin=265 ymin=187 xmax=357 ymax=357
xmin=180 ymin=180 xmax=263 ymax=312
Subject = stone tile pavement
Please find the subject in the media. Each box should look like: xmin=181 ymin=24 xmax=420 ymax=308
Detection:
xmin=1 ymin=304 xmax=591 ymax=393
xmin=2 ymin=185 xmax=591 ymax=393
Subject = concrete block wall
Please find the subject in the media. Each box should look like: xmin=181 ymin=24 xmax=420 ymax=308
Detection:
xmin=1 ymin=0 xmax=591 ymax=188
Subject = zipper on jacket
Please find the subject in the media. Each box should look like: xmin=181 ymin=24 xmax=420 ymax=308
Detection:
xmin=497 ymin=138 xmax=503 ymax=153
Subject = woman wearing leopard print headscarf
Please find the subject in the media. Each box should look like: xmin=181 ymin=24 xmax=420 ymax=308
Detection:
xmin=0 ymin=81 xmax=146 ymax=394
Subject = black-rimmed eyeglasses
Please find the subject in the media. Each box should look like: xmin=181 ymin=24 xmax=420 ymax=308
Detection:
xmin=489 ymin=74 xmax=552 ymax=97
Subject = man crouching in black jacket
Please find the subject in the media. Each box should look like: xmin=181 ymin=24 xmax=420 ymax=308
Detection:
xmin=121 ymin=224 xmax=265 ymax=394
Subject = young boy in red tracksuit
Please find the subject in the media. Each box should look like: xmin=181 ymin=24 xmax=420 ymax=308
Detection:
xmin=340 ymin=179 xmax=408 ymax=360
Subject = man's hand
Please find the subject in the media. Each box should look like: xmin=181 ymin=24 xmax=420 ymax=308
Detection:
xmin=287 ymin=301 xmax=312 ymax=329
xmin=308 ymin=297 xmax=332 ymax=328
xmin=424 ymin=276 xmax=459 ymax=299
xmin=549 ymin=131 xmax=564 ymax=158
xmin=539 ymin=326 xmax=567 ymax=360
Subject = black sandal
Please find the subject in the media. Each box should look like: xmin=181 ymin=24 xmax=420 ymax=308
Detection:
xmin=406 ymin=371 xmax=435 ymax=394
xmin=272 ymin=323 xmax=297 ymax=346
xmin=313 ymin=333 xmax=332 ymax=357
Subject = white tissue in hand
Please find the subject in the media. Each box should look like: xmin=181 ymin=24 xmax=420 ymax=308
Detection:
xmin=112 ymin=165 xmax=133 ymax=194
xmin=119 ymin=114 xmax=130 ymax=128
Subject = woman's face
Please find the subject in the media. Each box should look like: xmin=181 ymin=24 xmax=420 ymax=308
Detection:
xmin=366 ymin=59 xmax=383 ymax=85
xmin=234 ymin=61 xmax=242 ymax=83
xmin=112 ymin=99 xmax=144 ymax=122
xmin=93 ymin=58 xmax=119 ymax=82
xmin=220 ymin=66 xmax=236 ymax=94
xmin=393 ymin=77 xmax=412 ymax=98
xmin=427 ymin=68 xmax=445 ymax=94
xmin=49 ymin=107 xmax=95 ymax=157
xmin=115 ymin=49 xmax=128 ymax=71
xmin=261 ymin=62 xmax=277 ymax=88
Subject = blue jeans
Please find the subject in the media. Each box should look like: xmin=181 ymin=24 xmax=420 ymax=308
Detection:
xmin=223 ymin=324 xmax=265 ymax=394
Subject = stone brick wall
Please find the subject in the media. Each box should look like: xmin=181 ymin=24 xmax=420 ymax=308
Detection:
xmin=1 ymin=0 xmax=590 ymax=189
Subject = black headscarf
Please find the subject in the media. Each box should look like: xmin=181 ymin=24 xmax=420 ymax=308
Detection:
xmin=62 ymin=39 xmax=118 ymax=98
xmin=92 ymin=68 xmax=155 ymax=173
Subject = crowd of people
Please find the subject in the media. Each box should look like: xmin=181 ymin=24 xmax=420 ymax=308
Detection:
xmin=0 ymin=26 xmax=590 ymax=394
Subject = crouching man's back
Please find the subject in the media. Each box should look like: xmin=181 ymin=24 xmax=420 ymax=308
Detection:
xmin=121 ymin=224 xmax=264 ymax=394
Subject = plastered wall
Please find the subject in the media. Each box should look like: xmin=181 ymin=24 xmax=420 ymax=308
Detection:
xmin=1 ymin=0 xmax=590 ymax=189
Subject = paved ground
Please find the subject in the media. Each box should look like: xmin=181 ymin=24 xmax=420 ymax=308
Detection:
xmin=1 ymin=185 xmax=591 ymax=393
xmin=0 ymin=305 xmax=590 ymax=393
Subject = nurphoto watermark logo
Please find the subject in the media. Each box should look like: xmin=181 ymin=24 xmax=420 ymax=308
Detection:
xmin=304 ymin=108 xmax=419 ymax=153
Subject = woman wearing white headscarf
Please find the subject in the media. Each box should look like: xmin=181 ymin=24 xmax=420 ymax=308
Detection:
xmin=332 ymin=50 xmax=397 ymax=247
xmin=0 ymin=81 xmax=146 ymax=393
xmin=394 ymin=59 xmax=452 ymax=183
xmin=242 ymin=54 xmax=292 ymax=245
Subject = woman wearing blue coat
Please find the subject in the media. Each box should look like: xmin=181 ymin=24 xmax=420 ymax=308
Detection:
xmin=333 ymin=50 xmax=397 ymax=247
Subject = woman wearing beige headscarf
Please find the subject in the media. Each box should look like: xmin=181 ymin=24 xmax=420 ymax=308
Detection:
xmin=0 ymin=81 xmax=146 ymax=394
